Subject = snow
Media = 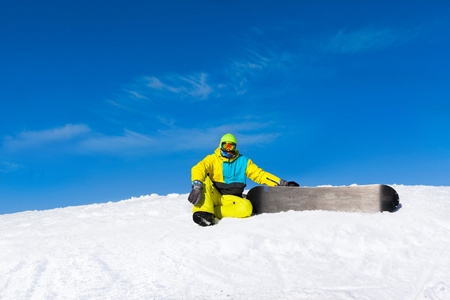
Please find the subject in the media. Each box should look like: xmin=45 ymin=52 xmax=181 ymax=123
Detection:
xmin=1 ymin=185 xmax=450 ymax=300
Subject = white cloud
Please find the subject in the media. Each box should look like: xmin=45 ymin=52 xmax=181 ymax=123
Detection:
xmin=157 ymin=115 xmax=175 ymax=127
xmin=106 ymin=99 xmax=134 ymax=112
xmin=1 ymin=124 xmax=156 ymax=157
xmin=225 ymin=44 xmax=296 ymax=96
xmin=2 ymin=124 xmax=91 ymax=152
xmin=1 ymin=121 xmax=279 ymax=158
xmin=109 ymin=23 xmax=427 ymax=118
xmin=143 ymin=72 xmax=214 ymax=101
xmin=125 ymin=90 xmax=148 ymax=100
xmin=0 ymin=161 xmax=21 ymax=173
xmin=78 ymin=129 xmax=157 ymax=155
xmin=110 ymin=37 xmax=296 ymax=112
xmin=152 ymin=121 xmax=280 ymax=152
xmin=324 ymin=27 xmax=415 ymax=53
xmin=145 ymin=76 xmax=179 ymax=92
xmin=108 ymin=72 xmax=216 ymax=115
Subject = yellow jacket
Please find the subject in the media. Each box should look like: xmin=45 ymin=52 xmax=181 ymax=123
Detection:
xmin=191 ymin=148 xmax=281 ymax=196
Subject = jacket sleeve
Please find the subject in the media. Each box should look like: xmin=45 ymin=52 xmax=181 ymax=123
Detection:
xmin=245 ymin=159 xmax=281 ymax=186
xmin=191 ymin=154 xmax=214 ymax=183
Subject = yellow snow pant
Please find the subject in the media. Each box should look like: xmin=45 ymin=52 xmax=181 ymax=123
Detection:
xmin=192 ymin=177 xmax=253 ymax=219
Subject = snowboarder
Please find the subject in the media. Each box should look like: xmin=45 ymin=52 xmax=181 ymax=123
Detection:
xmin=188 ymin=133 xmax=297 ymax=226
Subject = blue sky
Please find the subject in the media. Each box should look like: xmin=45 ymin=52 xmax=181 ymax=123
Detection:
xmin=1 ymin=0 xmax=449 ymax=214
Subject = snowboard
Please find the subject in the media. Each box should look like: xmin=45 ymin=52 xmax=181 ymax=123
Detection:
xmin=246 ymin=184 xmax=399 ymax=214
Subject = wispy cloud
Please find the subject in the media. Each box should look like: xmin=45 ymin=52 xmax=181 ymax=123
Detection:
xmin=324 ymin=27 xmax=418 ymax=53
xmin=109 ymin=36 xmax=296 ymax=116
xmin=1 ymin=122 xmax=280 ymax=159
xmin=1 ymin=124 xmax=153 ymax=157
xmin=125 ymin=90 xmax=148 ymax=100
xmin=77 ymin=129 xmax=157 ymax=155
xmin=0 ymin=161 xmax=21 ymax=173
xmin=98 ymin=23 xmax=427 ymax=151
xmin=106 ymin=72 xmax=218 ymax=122
xmin=123 ymin=72 xmax=215 ymax=104
xmin=225 ymin=44 xmax=296 ymax=95
xmin=153 ymin=121 xmax=280 ymax=152
xmin=143 ymin=73 xmax=213 ymax=100
xmin=2 ymin=124 xmax=91 ymax=152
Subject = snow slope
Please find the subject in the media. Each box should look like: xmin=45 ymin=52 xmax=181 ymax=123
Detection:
xmin=1 ymin=185 xmax=450 ymax=300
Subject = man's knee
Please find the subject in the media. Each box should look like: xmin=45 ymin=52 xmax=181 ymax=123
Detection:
xmin=220 ymin=195 xmax=253 ymax=218
xmin=237 ymin=199 xmax=253 ymax=218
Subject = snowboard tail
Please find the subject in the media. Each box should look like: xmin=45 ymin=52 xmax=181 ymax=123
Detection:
xmin=246 ymin=185 xmax=399 ymax=214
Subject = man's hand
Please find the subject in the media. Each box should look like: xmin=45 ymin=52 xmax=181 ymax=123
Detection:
xmin=278 ymin=180 xmax=300 ymax=187
xmin=278 ymin=179 xmax=289 ymax=186
xmin=188 ymin=180 xmax=203 ymax=205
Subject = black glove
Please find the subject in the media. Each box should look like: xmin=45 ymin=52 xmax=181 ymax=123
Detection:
xmin=278 ymin=180 xmax=300 ymax=187
xmin=188 ymin=180 xmax=202 ymax=205
xmin=278 ymin=179 xmax=289 ymax=186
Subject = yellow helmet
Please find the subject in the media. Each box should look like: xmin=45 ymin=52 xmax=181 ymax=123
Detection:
xmin=220 ymin=133 xmax=237 ymax=144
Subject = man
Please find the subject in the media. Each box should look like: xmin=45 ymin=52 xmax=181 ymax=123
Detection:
xmin=188 ymin=133 xmax=297 ymax=226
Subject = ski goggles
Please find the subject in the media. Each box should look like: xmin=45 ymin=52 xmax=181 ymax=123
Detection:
xmin=221 ymin=141 xmax=237 ymax=152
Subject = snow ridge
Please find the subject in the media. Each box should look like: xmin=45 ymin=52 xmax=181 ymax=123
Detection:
xmin=1 ymin=185 xmax=450 ymax=299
